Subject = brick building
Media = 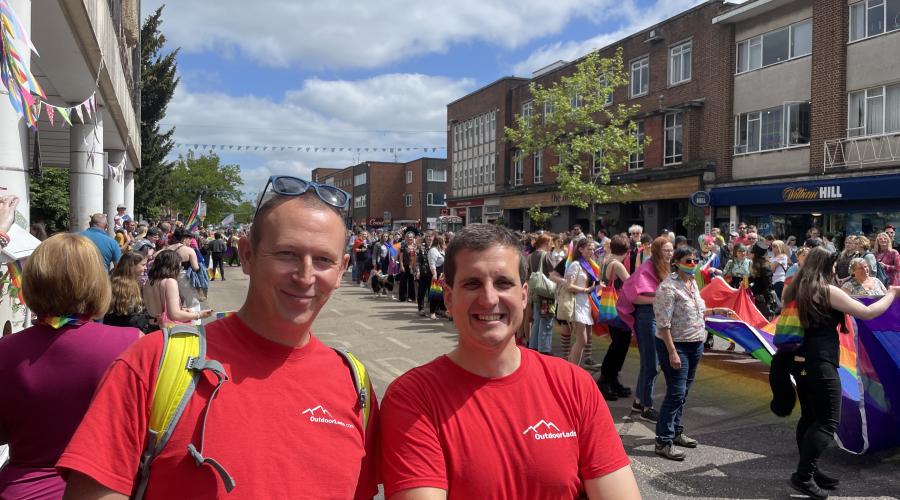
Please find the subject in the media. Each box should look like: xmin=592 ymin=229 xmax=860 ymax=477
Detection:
xmin=710 ymin=0 xmax=900 ymax=239
xmin=447 ymin=1 xmax=735 ymax=236
xmin=313 ymin=158 xmax=448 ymax=230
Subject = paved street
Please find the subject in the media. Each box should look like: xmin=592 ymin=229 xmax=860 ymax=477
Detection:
xmin=207 ymin=270 xmax=900 ymax=500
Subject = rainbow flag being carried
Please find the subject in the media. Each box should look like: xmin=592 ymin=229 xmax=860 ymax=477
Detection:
xmin=184 ymin=196 xmax=201 ymax=232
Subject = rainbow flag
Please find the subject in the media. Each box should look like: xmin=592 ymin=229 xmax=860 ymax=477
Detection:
xmin=694 ymin=260 xmax=716 ymax=290
xmin=214 ymin=311 xmax=235 ymax=321
xmin=184 ymin=196 xmax=201 ymax=232
xmin=6 ymin=261 xmax=24 ymax=305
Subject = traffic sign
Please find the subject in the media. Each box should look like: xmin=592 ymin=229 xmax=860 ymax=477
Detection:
xmin=690 ymin=191 xmax=711 ymax=207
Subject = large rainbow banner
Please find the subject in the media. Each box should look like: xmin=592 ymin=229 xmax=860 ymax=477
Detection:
xmin=702 ymin=285 xmax=900 ymax=454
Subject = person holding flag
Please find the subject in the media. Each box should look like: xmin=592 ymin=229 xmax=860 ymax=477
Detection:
xmin=565 ymin=238 xmax=600 ymax=365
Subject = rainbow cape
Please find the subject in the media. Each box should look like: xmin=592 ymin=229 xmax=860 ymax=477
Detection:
xmin=703 ymin=292 xmax=900 ymax=454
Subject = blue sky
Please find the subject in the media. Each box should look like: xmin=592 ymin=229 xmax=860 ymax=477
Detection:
xmin=141 ymin=0 xmax=723 ymax=199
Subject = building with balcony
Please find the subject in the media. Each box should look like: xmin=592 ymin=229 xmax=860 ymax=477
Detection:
xmin=447 ymin=1 xmax=734 ymax=236
xmin=710 ymin=0 xmax=900 ymax=239
xmin=1 ymin=0 xmax=141 ymax=333
xmin=313 ymin=157 xmax=448 ymax=231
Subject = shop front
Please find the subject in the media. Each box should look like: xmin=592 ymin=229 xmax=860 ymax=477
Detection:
xmin=710 ymin=173 xmax=900 ymax=241
xmin=446 ymin=198 xmax=484 ymax=225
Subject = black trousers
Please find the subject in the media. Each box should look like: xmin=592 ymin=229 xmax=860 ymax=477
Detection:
xmin=211 ymin=253 xmax=225 ymax=279
xmin=600 ymin=325 xmax=632 ymax=381
xmin=398 ymin=270 xmax=416 ymax=301
xmin=794 ymin=359 xmax=841 ymax=479
xmin=417 ymin=271 xmax=432 ymax=311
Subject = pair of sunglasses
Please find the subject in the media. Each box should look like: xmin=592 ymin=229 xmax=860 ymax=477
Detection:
xmin=254 ymin=176 xmax=350 ymax=221
xmin=681 ymin=258 xmax=700 ymax=264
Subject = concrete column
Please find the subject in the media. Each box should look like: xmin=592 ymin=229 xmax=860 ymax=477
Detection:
xmin=69 ymin=113 xmax=104 ymax=232
xmin=729 ymin=205 xmax=739 ymax=233
xmin=104 ymin=149 xmax=125 ymax=235
xmin=0 ymin=0 xmax=31 ymax=228
xmin=124 ymin=169 xmax=135 ymax=220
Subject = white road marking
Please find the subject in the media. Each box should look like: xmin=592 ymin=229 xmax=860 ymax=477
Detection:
xmin=364 ymin=363 xmax=392 ymax=381
xmin=376 ymin=357 xmax=419 ymax=377
xmin=330 ymin=308 xmax=344 ymax=316
xmin=316 ymin=332 xmax=336 ymax=336
xmin=386 ymin=337 xmax=411 ymax=349
xmin=353 ymin=320 xmax=373 ymax=331
xmin=724 ymin=358 xmax=761 ymax=364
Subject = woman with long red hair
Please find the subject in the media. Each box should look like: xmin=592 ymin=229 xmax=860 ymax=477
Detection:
xmin=616 ymin=236 xmax=673 ymax=423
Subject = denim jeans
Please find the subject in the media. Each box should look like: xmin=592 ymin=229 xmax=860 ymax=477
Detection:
xmin=634 ymin=304 xmax=659 ymax=408
xmin=655 ymin=339 xmax=704 ymax=444
xmin=529 ymin=301 xmax=553 ymax=354
xmin=794 ymin=360 xmax=841 ymax=479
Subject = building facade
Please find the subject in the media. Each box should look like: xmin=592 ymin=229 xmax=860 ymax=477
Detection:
xmin=710 ymin=0 xmax=900 ymax=239
xmin=315 ymin=158 xmax=448 ymax=230
xmin=446 ymin=1 xmax=734 ymax=237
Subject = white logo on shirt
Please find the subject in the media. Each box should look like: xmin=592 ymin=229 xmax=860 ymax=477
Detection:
xmin=523 ymin=419 xmax=577 ymax=440
xmin=302 ymin=405 xmax=354 ymax=429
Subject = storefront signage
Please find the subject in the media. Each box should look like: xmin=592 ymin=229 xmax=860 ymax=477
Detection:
xmin=439 ymin=208 xmax=450 ymax=215
xmin=367 ymin=218 xmax=384 ymax=227
xmin=690 ymin=191 xmax=711 ymax=207
xmin=447 ymin=198 xmax=484 ymax=208
xmin=782 ymin=186 xmax=843 ymax=202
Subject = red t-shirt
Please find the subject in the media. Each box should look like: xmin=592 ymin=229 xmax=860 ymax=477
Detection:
xmin=57 ymin=315 xmax=379 ymax=499
xmin=380 ymin=347 xmax=630 ymax=499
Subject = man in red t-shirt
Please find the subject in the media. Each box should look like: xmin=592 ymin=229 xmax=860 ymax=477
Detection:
xmin=380 ymin=224 xmax=640 ymax=499
xmin=58 ymin=180 xmax=379 ymax=499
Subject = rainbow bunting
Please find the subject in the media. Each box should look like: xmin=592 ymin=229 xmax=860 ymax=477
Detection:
xmin=0 ymin=0 xmax=46 ymax=130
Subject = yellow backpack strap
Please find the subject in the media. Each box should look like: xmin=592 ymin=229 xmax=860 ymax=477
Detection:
xmin=133 ymin=324 xmax=235 ymax=499
xmin=333 ymin=347 xmax=372 ymax=433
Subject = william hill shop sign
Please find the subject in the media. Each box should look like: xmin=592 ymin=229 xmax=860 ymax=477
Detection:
xmin=782 ymin=185 xmax=843 ymax=202
xmin=711 ymin=174 xmax=900 ymax=208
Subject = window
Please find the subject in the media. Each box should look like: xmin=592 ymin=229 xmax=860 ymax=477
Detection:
xmin=353 ymin=195 xmax=367 ymax=208
xmin=571 ymin=93 xmax=583 ymax=108
xmin=848 ymin=83 xmax=900 ymax=137
xmin=426 ymin=193 xmax=445 ymax=206
xmin=534 ymin=151 xmax=543 ymax=184
xmin=629 ymin=120 xmax=645 ymax=170
xmin=353 ymin=172 xmax=367 ymax=186
xmin=406 ymin=171 xmax=413 ymax=184
xmin=592 ymin=150 xmax=604 ymax=176
xmin=599 ymin=76 xmax=613 ymax=105
xmin=522 ymin=101 xmax=533 ymax=122
xmin=850 ymin=0 xmax=900 ymax=41
xmin=664 ymin=112 xmax=683 ymax=165
xmin=513 ymin=151 xmax=523 ymax=186
xmin=404 ymin=194 xmax=413 ymax=207
xmin=734 ymin=102 xmax=811 ymax=153
xmin=669 ymin=41 xmax=692 ymax=85
xmin=427 ymin=169 xmax=447 ymax=182
xmin=630 ymin=57 xmax=649 ymax=97
xmin=736 ymin=19 xmax=811 ymax=73
xmin=543 ymin=101 xmax=555 ymax=122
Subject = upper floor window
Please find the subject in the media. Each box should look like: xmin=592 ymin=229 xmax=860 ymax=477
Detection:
xmin=404 ymin=194 xmax=413 ymax=207
xmin=426 ymin=193 xmax=446 ymax=206
xmin=630 ymin=57 xmax=649 ymax=98
xmin=406 ymin=171 xmax=413 ymax=184
xmin=427 ymin=169 xmax=447 ymax=182
xmin=513 ymin=151 xmax=524 ymax=186
xmin=848 ymin=83 xmax=900 ymax=137
xmin=736 ymin=19 xmax=811 ymax=73
xmin=353 ymin=195 xmax=367 ymax=208
xmin=571 ymin=93 xmax=583 ymax=108
xmin=592 ymin=150 xmax=605 ymax=176
xmin=599 ymin=76 xmax=613 ymax=105
xmin=850 ymin=0 xmax=900 ymax=41
xmin=734 ymin=102 xmax=811 ymax=154
xmin=664 ymin=112 xmax=683 ymax=165
xmin=353 ymin=172 xmax=367 ymax=186
xmin=629 ymin=120 xmax=645 ymax=170
xmin=522 ymin=101 xmax=533 ymax=122
xmin=543 ymin=101 xmax=555 ymax=123
xmin=534 ymin=151 xmax=543 ymax=184
xmin=669 ymin=41 xmax=692 ymax=85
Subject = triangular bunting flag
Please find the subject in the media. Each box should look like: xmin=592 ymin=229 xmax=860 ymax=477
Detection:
xmin=83 ymin=98 xmax=92 ymax=120
xmin=73 ymin=105 xmax=83 ymax=123
xmin=57 ymin=106 xmax=72 ymax=126
xmin=46 ymin=105 xmax=55 ymax=127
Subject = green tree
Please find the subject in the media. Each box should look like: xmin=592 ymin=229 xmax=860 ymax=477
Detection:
xmin=505 ymin=48 xmax=645 ymax=235
xmin=527 ymin=205 xmax=552 ymax=230
xmin=170 ymin=150 xmax=243 ymax=224
xmin=135 ymin=6 xmax=179 ymax=219
xmin=29 ymin=168 xmax=70 ymax=234
xmin=234 ymin=200 xmax=255 ymax=224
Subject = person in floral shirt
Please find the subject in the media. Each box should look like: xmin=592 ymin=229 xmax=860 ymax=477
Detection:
xmin=841 ymin=257 xmax=887 ymax=296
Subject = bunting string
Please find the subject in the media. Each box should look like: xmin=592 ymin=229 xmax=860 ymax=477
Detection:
xmin=173 ymin=143 xmax=446 ymax=154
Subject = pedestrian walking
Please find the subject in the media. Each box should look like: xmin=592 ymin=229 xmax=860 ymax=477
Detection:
xmin=207 ymin=232 xmax=227 ymax=280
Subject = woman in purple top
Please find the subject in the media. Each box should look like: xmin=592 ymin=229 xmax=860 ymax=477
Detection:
xmin=0 ymin=233 xmax=141 ymax=499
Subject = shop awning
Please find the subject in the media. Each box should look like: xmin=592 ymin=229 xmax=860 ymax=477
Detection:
xmin=710 ymin=173 xmax=900 ymax=206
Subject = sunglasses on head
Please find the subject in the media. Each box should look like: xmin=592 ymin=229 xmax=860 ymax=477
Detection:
xmin=254 ymin=176 xmax=350 ymax=221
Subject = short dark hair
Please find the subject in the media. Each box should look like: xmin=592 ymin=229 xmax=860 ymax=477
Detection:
xmin=148 ymin=250 xmax=182 ymax=285
xmin=609 ymin=235 xmax=628 ymax=255
xmin=444 ymin=223 xmax=526 ymax=287
xmin=804 ymin=237 xmax=822 ymax=248
xmin=673 ymin=246 xmax=698 ymax=263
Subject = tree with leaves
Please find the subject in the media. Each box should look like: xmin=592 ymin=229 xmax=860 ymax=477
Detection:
xmin=170 ymin=150 xmax=243 ymax=224
xmin=135 ymin=6 xmax=179 ymax=220
xmin=527 ymin=205 xmax=552 ymax=230
xmin=29 ymin=168 xmax=69 ymax=234
xmin=505 ymin=48 xmax=645 ymax=235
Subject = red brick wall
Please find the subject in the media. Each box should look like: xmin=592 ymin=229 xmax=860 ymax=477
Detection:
xmin=809 ymin=0 xmax=847 ymax=172
xmin=368 ymin=162 xmax=405 ymax=222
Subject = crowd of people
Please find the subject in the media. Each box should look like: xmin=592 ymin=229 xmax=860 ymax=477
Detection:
xmin=1 ymin=180 xmax=899 ymax=499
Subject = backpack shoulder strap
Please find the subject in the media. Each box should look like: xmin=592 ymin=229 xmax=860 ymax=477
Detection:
xmin=332 ymin=347 xmax=372 ymax=432
xmin=134 ymin=324 xmax=234 ymax=499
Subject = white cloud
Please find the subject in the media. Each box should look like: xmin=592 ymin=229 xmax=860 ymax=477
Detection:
xmin=165 ymin=74 xmax=475 ymax=196
xmin=511 ymin=0 xmax=707 ymax=76
xmin=142 ymin=0 xmax=617 ymax=69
